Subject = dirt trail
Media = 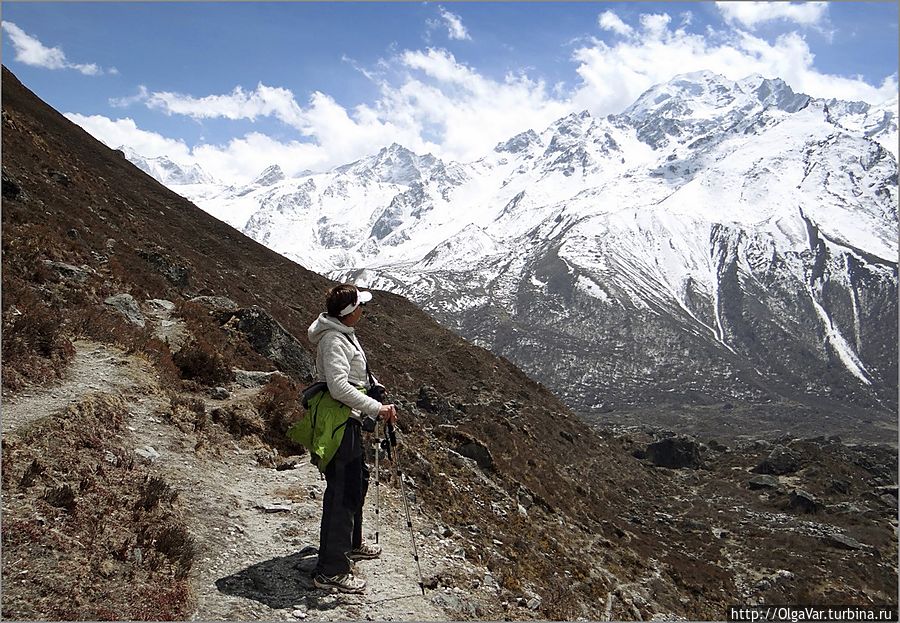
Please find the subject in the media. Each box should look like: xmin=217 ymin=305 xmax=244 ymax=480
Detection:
xmin=1 ymin=340 xmax=154 ymax=432
xmin=3 ymin=341 xmax=463 ymax=621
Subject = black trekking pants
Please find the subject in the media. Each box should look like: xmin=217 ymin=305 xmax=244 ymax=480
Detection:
xmin=316 ymin=419 xmax=370 ymax=576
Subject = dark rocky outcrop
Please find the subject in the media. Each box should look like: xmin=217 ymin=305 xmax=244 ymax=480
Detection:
xmin=220 ymin=307 xmax=315 ymax=380
xmin=788 ymin=489 xmax=819 ymax=513
xmin=138 ymin=247 xmax=191 ymax=287
xmin=752 ymin=445 xmax=801 ymax=475
xmin=748 ymin=474 xmax=780 ymax=490
xmin=646 ymin=436 xmax=702 ymax=469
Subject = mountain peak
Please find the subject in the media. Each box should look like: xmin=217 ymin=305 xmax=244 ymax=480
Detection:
xmin=252 ymin=164 xmax=285 ymax=186
xmin=118 ymin=146 xmax=215 ymax=186
xmin=336 ymin=143 xmax=440 ymax=185
xmin=494 ymin=129 xmax=541 ymax=154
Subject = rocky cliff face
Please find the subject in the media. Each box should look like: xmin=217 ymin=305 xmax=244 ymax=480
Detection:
xmin=157 ymin=71 xmax=898 ymax=441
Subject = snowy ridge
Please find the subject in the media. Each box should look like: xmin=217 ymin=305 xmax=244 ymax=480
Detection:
xmin=134 ymin=71 xmax=898 ymax=414
xmin=120 ymin=146 xmax=216 ymax=186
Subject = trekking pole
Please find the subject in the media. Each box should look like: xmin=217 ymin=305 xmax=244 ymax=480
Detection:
xmin=387 ymin=422 xmax=426 ymax=596
xmin=373 ymin=420 xmax=381 ymax=545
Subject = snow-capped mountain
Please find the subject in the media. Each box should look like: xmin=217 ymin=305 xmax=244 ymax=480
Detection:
xmin=121 ymin=146 xmax=216 ymax=186
xmin=149 ymin=71 xmax=898 ymax=430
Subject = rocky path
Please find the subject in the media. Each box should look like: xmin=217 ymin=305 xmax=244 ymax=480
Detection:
xmin=1 ymin=340 xmax=154 ymax=432
xmin=3 ymin=341 xmax=465 ymax=621
xmin=132 ymin=406 xmax=453 ymax=621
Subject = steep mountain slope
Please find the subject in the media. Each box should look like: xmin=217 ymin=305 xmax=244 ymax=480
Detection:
xmin=6 ymin=66 xmax=895 ymax=620
xmin=166 ymin=71 xmax=898 ymax=441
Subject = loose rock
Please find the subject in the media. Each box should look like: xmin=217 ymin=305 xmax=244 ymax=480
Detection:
xmin=104 ymin=294 xmax=146 ymax=327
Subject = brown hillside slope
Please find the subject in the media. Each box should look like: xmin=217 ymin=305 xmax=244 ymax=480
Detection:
xmin=2 ymin=66 xmax=896 ymax=620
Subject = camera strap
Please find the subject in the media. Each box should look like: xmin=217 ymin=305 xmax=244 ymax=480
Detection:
xmin=343 ymin=333 xmax=377 ymax=389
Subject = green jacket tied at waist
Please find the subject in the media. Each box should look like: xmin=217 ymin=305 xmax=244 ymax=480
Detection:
xmin=288 ymin=386 xmax=369 ymax=471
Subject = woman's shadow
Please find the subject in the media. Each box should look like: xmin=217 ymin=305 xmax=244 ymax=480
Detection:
xmin=215 ymin=545 xmax=341 ymax=611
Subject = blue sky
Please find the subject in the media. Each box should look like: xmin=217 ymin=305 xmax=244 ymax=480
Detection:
xmin=3 ymin=2 xmax=898 ymax=182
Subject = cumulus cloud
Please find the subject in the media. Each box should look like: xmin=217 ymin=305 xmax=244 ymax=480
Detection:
xmin=2 ymin=21 xmax=114 ymax=76
xmin=91 ymin=8 xmax=896 ymax=184
xmin=145 ymin=84 xmax=306 ymax=129
xmin=717 ymin=1 xmax=829 ymax=29
xmin=598 ymin=11 xmax=633 ymax=37
xmin=64 ymin=113 xmax=192 ymax=160
xmin=377 ymin=48 xmax=570 ymax=161
xmin=104 ymin=47 xmax=569 ymax=172
xmin=571 ymin=10 xmax=897 ymax=115
xmin=438 ymin=6 xmax=471 ymax=41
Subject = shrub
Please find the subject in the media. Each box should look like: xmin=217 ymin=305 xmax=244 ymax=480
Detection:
xmin=256 ymin=375 xmax=302 ymax=450
xmin=172 ymin=338 xmax=233 ymax=386
xmin=2 ymin=279 xmax=75 ymax=390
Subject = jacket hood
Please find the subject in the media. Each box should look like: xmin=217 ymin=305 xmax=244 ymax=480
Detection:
xmin=308 ymin=312 xmax=354 ymax=345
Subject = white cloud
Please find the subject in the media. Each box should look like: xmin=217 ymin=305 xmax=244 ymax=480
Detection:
xmin=113 ymin=48 xmax=569 ymax=169
xmin=598 ymin=11 xmax=633 ymax=37
xmin=571 ymin=11 xmax=897 ymax=115
xmin=110 ymin=85 xmax=149 ymax=108
xmin=378 ymin=48 xmax=570 ymax=161
xmin=2 ymin=21 xmax=114 ymax=76
xmin=717 ymin=1 xmax=829 ymax=29
xmin=64 ymin=113 xmax=192 ymax=160
xmin=191 ymin=133 xmax=323 ymax=181
xmin=91 ymin=9 xmax=896 ymax=185
xmin=438 ymin=6 xmax=471 ymax=41
xmin=145 ymin=84 xmax=306 ymax=129
xmin=639 ymin=13 xmax=672 ymax=39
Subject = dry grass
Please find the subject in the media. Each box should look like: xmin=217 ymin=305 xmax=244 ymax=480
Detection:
xmin=1 ymin=394 xmax=195 ymax=620
xmin=172 ymin=337 xmax=233 ymax=386
xmin=2 ymin=277 xmax=76 ymax=390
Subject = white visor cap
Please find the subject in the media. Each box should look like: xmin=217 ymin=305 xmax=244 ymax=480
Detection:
xmin=339 ymin=289 xmax=373 ymax=317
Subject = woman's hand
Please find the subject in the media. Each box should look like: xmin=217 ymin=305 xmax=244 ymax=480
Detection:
xmin=378 ymin=404 xmax=398 ymax=425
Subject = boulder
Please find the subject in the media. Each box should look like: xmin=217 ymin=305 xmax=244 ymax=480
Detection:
xmin=455 ymin=440 xmax=494 ymax=470
xmin=104 ymin=294 xmax=145 ymax=327
xmin=416 ymin=385 xmax=444 ymax=413
xmin=138 ymin=247 xmax=190 ymax=286
xmin=748 ymin=474 xmax=780 ymax=490
xmin=49 ymin=169 xmax=70 ymax=185
xmin=222 ymin=307 xmax=315 ymax=379
xmin=829 ymin=479 xmax=851 ymax=494
xmin=233 ymin=369 xmax=286 ymax=388
xmin=646 ymin=436 xmax=702 ymax=469
xmin=2 ymin=169 xmax=22 ymax=200
xmin=447 ymin=449 xmax=476 ymax=469
xmin=430 ymin=592 xmax=478 ymax=618
xmin=136 ymin=445 xmax=160 ymax=460
xmin=43 ymin=260 xmax=92 ymax=282
xmin=146 ymin=298 xmax=176 ymax=313
xmin=190 ymin=295 xmax=239 ymax=311
xmin=752 ymin=445 xmax=801 ymax=475
xmin=788 ymin=489 xmax=819 ymax=514
xmin=823 ymin=533 xmax=864 ymax=550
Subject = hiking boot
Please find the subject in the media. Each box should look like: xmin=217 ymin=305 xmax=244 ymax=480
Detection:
xmin=313 ymin=572 xmax=366 ymax=594
xmin=347 ymin=542 xmax=382 ymax=560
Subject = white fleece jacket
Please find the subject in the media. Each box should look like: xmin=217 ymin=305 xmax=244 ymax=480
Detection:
xmin=307 ymin=313 xmax=382 ymax=418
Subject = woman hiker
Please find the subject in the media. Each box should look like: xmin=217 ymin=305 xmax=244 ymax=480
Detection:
xmin=301 ymin=283 xmax=397 ymax=593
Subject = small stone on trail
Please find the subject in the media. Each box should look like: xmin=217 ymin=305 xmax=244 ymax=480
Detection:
xmin=292 ymin=610 xmax=307 ymax=619
xmin=135 ymin=445 xmax=160 ymax=460
xmin=258 ymin=502 xmax=292 ymax=513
